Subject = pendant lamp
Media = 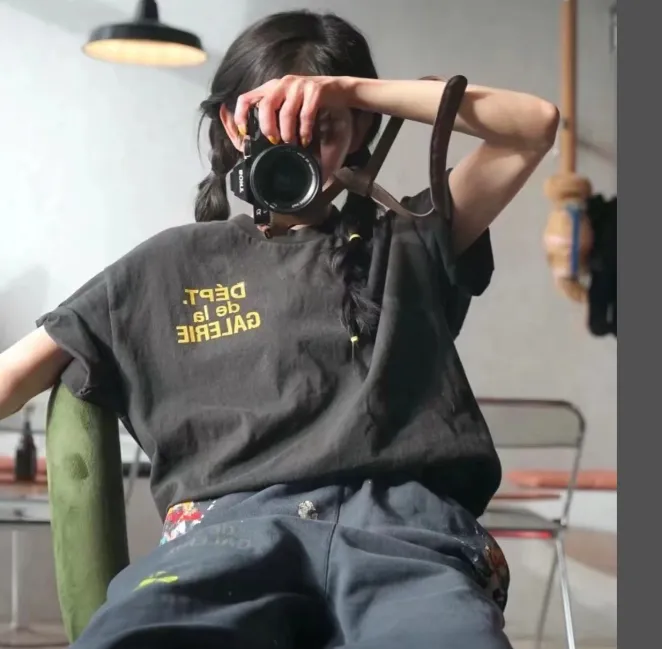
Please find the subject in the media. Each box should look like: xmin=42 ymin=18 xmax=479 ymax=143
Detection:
xmin=83 ymin=0 xmax=207 ymax=68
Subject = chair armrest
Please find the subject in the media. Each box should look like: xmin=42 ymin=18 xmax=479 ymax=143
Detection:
xmin=46 ymin=382 xmax=130 ymax=641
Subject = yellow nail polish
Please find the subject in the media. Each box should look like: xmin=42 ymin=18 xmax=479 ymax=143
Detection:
xmin=301 ymin=137 xmax=309 ymax=148
xmin=238 ymin=125 xmax=246 ymax=137
xmin=268 ymin=135 xmax=280 ymax=145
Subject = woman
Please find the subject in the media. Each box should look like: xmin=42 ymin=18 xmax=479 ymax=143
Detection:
xmin=0 ymin=10 xmax=558 ymax=649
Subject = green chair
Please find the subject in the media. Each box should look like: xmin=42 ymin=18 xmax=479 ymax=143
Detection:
xmin=45 ymin=382 xmax=130 ymax=642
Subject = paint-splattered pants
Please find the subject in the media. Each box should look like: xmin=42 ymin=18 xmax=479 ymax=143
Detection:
xmin=71 ymin=479 xmax=512 ymax=648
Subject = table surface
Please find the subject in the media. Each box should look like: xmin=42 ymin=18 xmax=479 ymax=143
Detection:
xmin=0 ymin=470 xmax=47 ymax=488
xmin=491 ymin=479 xmax=561 ymax=500
xmin=0 ymin=472 xmax=50 ymax=524
xmin=0 ymin=477 xmax=612 ymax=530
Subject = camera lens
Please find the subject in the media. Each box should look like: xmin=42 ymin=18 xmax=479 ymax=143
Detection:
xmin=263 ymin=159 xmax=308 ymax=203
xmin=250 ymin=146 xmax=321 ymax=213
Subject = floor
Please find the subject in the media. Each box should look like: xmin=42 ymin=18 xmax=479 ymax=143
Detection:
xmin=0 ymin=632 xmax=618 ymax=649
xmin=511 ymin=644 xmax=615 ymax=649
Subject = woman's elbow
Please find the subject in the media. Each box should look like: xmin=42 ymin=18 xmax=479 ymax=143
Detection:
xmin=529 ymin=100 xmax=560 ymax=152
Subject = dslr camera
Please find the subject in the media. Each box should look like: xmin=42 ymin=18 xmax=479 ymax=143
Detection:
xmin=229 ymin=106 xmax=322 ymax=225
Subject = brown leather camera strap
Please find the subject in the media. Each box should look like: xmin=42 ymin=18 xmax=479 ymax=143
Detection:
xmin=262 ymin=75 xmax=468 ymax=237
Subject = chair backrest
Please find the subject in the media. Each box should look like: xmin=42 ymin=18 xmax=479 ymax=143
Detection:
xmin=476 ymin=397 xmax=586 ymax=525
xmin=477 ymin=398 xmax=585 ymax=449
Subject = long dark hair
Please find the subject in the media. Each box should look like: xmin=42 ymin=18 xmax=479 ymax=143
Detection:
xmin=196 ymin=10 xmax=383 ymax=344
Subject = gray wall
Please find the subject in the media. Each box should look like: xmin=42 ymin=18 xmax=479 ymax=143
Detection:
xmin=0 ymin=0 xmax=616 ymax=640
xmin=0 ymin=0 xmax=617 ymax=467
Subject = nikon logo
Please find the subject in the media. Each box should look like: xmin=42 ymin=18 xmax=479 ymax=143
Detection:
xmin=238 ymin=169 xmax=245 ymax=193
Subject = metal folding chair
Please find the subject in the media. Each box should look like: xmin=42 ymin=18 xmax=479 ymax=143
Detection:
xmin=476 ymin=398 xmax=586 ymax=649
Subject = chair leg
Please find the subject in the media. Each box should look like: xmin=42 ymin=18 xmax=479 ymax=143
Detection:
xmin=534 ymin=540 xmax=559 ymax=649
xmin=556 ymin=535 xmax=577 ymax=649
xmin=124 ymin=445 xmax=142 ymax=507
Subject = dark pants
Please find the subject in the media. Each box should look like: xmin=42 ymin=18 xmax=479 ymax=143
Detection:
xmin=71 ymin=479 xmax=512 ymax=648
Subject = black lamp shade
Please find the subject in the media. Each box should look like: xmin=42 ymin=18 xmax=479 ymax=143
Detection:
xmin=83 ymin=1 xmax=207 ymax=67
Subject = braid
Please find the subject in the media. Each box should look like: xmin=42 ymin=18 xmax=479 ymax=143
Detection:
xmin=329 ymin=146 xmax=381 ymax=345
xmin=195 ymin=115 xmax=240 ymax=223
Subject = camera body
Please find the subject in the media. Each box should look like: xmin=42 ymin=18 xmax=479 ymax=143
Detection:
xmin=229 ymin=107 xmax=322 ymax=225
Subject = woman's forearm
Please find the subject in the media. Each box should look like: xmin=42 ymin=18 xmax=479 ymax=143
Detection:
xmin=343 ymin=77 xmax=559 ymax=151
xmin=0 ymin=328 xmax=70 ymax=421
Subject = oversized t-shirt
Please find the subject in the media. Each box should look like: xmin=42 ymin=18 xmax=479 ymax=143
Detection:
xmin=38 ymin=183 xmax=501 ymax=520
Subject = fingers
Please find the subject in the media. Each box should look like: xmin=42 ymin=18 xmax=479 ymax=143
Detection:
xmin=278 ymin=79 xmax=305 ymax=144
xmin=256 ymin=91 xmax=283 ymax=144
xmin=233 ymin=88 xmax=261 ymax=138
xmin=299 ymin=82 xmax=321 ymax=148
xmin=233 ymin=76 xmax=323 ymax=147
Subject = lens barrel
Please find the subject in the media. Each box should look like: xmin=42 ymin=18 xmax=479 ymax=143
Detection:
xmin=249 ymin=145 xmax=321 ymax=214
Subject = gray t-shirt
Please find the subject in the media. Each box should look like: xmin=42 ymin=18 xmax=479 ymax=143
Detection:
xmin=38 ymin=183 xmax=500 ymax=520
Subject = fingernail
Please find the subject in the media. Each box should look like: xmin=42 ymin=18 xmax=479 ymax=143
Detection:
xmin=268 ymin=135 xmax=280 ymax=145
xmin=301 ymin=137 xmax=309 ymax=148
xmin=237 ymin=125 xmax=246 ymax=137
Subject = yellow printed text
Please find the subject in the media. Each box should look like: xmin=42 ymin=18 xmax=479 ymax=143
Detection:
xmin=176 ymin=312 xmax=261 ymax=344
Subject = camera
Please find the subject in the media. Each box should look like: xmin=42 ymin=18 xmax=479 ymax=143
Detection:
xmin=229 ymin=106 xmax=322 ymax=225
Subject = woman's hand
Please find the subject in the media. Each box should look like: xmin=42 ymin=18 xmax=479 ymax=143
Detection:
xmin=232 ymin=74 xmax=559 ymax=256
xmin=233 ymin=75 xmax=351 ymax=147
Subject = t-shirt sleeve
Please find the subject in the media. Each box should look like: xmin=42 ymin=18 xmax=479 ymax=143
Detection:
xmin=36 ymin=270 xmax=123 ymax=413
xmin=404 ymin=171 xmax=494 ymax=337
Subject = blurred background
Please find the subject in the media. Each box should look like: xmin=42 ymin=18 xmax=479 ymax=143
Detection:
xmin=0 ymin=1 xmax=616 ymax=647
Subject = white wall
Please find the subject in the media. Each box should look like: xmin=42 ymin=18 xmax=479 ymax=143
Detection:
xmin=0 ymin=3 xmax=201 ymax=342
xmin=0 ymin=0 xmax=617 ymax=639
